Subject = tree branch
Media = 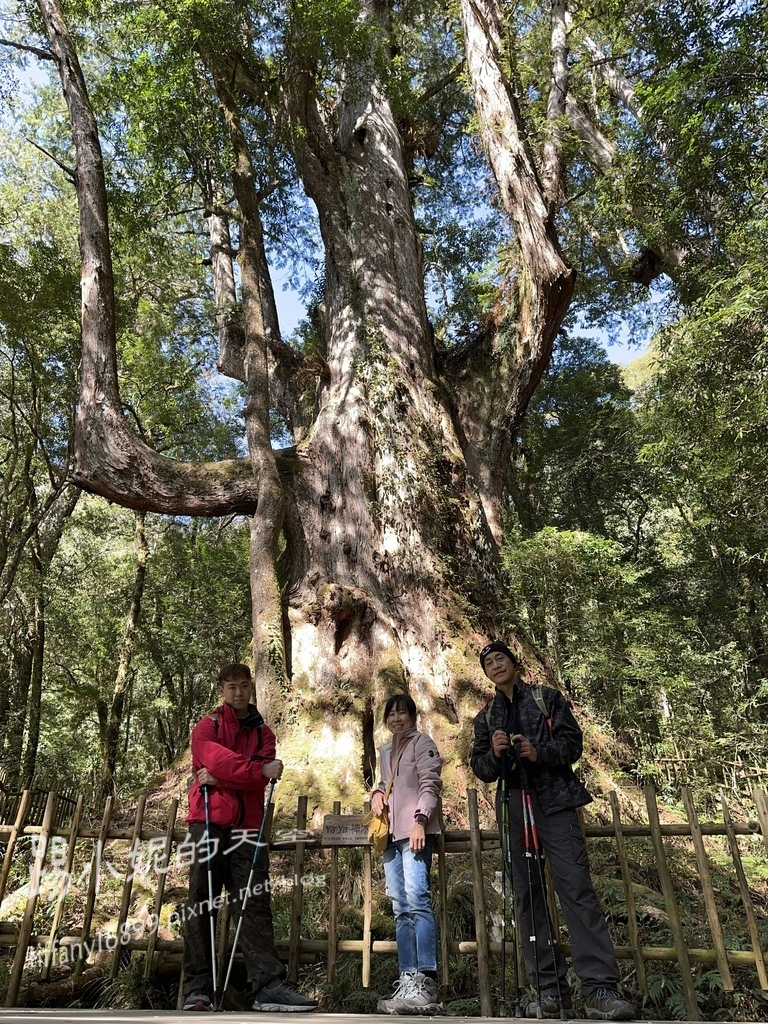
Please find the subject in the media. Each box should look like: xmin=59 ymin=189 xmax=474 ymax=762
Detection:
xmin=541 ymin=0 xmax=569 ymax=203
xmin=565 ymin=95 xmax=685 ymax=275
xmin=415 ymin=61 xmax=465 ymax=106
xmin=458 ymin=0 xmax=575 ymax=540
xmin=24 ymin=136 xmax=75 ymax=182
xmin=0 ymin=37 xmax=54 ymax=61
xmin=572 ymin=21 xmax=672 ymax=162
xmin=35 ymin=0 xmax=261 ymax=516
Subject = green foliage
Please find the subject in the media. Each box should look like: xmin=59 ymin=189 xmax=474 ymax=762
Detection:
xmin=0 ymin=52 xmax=258 ymax=790
xmin=503 ymin=223 xmax=768 ymax=792
xmin=35 ymin=500 xmax=252 ymax=796
xmin=509 ymin=334 xmax=646 ymax=541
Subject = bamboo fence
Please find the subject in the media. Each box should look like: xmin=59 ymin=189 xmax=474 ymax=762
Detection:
xmin=0 ymin=785 xmax=766 ymax=1019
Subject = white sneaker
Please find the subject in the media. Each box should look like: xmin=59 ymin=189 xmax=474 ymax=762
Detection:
xmin=392 ymin=972 xmax=443 ymax=1015
xmin=377 ymin=972 xmax=417 ymax=1014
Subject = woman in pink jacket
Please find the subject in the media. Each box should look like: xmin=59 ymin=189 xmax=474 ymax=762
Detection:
xmin=370 ymin=694 xmax=444 ymax=1015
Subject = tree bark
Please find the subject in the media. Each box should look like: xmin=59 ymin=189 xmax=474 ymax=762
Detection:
xmin=19 ymin=593 xmax=45 ymax=788
xmin=203 ymin=51 xmax=289 ymax=714
xmin=455 ymin=0 xmax=576 ymax=541
xmin=196 ymin=1 xmax=506 ymax=794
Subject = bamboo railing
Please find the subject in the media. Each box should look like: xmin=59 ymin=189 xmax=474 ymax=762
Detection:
xmin=0 ymin=784 xmax=766 ymax=1017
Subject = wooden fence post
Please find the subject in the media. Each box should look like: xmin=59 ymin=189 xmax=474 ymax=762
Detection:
xmin=362 ymin=805 xmax=373 ymax=988
xmin=437 ymin=799 xmax=449 ymax=989
xmin=720 ymin=792 xmax=768 ymax=989
xmin=327 ymin=801 xmax=340 ymax=983
xmin=75 ymin=795 xmax=113 ymax=976
xmin=608 ymin=790 xmax=647 ymax=994
xmin=752 ymin=788 xmax=768 ymax=858
xmin=644 ymin=785 xmax=700 ymax=1021
xmin=42 ymin=794 xmax=85 ymax=980
xmin=680 ymin=787 xmax=733 ymax=992
xmin=110 ymin=791 xmax=147 ymax=978
xmin=143 ymin=798 xmax=178 ymax=980
xmin=467 ymin=788 xmax=493 ymax=1016
xmin=288 ymin=795 xmax=308 ymax=984
xmin=0 ymin=790 xmax=33 ymax=907
xmin=5 ymin=791 xmax=58 ymax=1007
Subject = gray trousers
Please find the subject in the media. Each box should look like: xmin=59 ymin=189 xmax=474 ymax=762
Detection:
xmin=498 ymin=787 xmax=619 ymax=996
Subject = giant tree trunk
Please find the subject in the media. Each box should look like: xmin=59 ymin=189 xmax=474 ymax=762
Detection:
xmin=37 ymin=0 xmax=576 ymax=809
xmin=211 ymin=1 xmax=518 ymax=805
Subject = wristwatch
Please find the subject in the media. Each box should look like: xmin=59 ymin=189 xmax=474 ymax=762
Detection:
xmin=414 ymin=813 xmax=429 ymax=826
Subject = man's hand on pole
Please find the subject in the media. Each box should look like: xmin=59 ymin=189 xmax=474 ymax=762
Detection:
xmin=512 ymin=734 xmax=538 ymax=762
xmin=491 ymin=729 xmax=511 ymax=758
xmin=263 ymin=759 xmax=284 ymax=779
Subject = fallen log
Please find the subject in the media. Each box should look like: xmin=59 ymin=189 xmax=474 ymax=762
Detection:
xmin=2 ymin=964 xmax=105 ymax=1007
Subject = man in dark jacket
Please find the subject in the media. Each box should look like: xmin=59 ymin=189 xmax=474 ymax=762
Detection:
xmin=182 ymin=663 xmax=318 ymax=1013
xmin=471 ymin=642 xmax=633 ymax=1021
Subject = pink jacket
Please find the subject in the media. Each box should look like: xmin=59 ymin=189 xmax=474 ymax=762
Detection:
xmin=375 ymin=728 xmax=443 ymax=840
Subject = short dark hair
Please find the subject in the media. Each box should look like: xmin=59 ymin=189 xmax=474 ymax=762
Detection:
xmin=383 ymin=693 xmax=417 ymax=724
xmin=218 ymin=663 xmax=252 ymax=685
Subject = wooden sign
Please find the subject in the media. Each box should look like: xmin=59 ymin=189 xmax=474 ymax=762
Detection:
xmin=322 ymin=814 xmax=369 ymax=846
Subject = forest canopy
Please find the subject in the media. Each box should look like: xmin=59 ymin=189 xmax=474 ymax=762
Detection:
xmin=0 ymin=0 xmax=766 ymax=803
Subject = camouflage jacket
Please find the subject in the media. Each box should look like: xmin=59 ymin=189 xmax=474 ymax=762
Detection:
xmin=470 ymin=681 xmax=592 ymax=814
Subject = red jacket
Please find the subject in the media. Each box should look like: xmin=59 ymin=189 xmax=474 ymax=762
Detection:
xmin=187 ymin=701 xmax=276 ymax=830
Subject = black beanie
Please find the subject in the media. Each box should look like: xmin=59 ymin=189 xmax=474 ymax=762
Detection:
xmin=480 ymin=641 xmax=520 ymax=674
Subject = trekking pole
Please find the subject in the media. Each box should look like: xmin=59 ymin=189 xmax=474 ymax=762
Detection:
xmin=215 ymin=778 xmax=277 ymax=1013
xmin=500 ymin=770 xmax=508 ymax=1017
xmin=519 ymin=763 xmax=568 ymax=1022
xmin=202 ymin=785 xmax=219 ymax=1012
xmin=500 ymin=755 xmax=522 ymax=1017
xmin=520 ymin=779 xmax=544 ymax=1019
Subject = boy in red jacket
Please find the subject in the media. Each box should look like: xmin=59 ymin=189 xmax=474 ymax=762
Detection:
xmin=182 ymin=663 xmax=318 ymax=1013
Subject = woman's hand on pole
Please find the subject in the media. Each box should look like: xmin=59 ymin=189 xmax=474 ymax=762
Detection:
xmin=409 ymin=821 xmax=426 ymax=851
xmin=197 ymin=767 xmax=218 ymax=787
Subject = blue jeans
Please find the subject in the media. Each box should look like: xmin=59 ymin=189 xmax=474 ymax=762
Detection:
xmin=383 ymin=836 xmax=438 ymax=974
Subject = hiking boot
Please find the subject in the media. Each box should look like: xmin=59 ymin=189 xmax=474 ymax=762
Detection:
xmin=252 ymin=978 xmax=318 ymax=1012
xmin=377 ymin=972 xmax=416 ymax=1014
xmin=584 ymin=988 xmax=634 ymax=1021
xmin=524 ymin=991 xmax=573 ymax=1019
xmin=392 ymin=973 xmax=443 ymax=1015
xmin=183 ymin=990 xmax=212 ymax=1011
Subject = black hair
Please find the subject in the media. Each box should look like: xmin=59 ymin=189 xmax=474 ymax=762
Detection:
xmin=383 ymin=693 xmax=417 ymax=724
xmin=218 ymin=663 xmax=252 ymax=684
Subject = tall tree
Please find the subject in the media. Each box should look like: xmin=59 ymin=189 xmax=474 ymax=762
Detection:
xmin=10 ymin=0 xmax=765 ymax=798
xmin=95 ymin=510 xmax=148 ymax=801
xmin=0 ymin=198 xmax=81 ymax=780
